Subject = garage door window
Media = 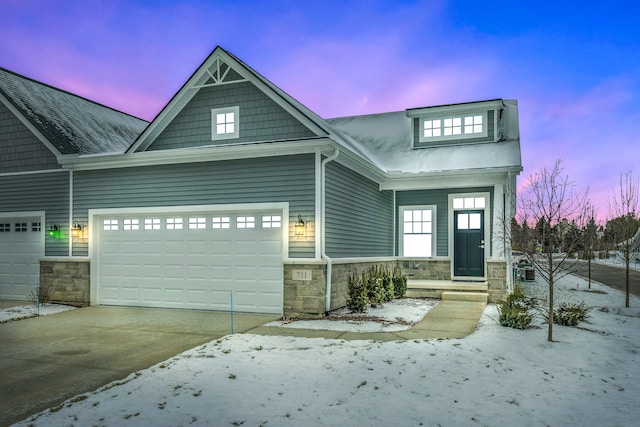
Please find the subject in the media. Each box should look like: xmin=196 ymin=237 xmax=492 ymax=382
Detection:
xmin=167 ymin=218 xmax=183 ymax=230
xmin=212 ymin=217 xmax=230 ymax=229
xmin=262 ymin=215 xmax=281 ymax=228
xmin=189 ymin=217 xmax=206 ymax=229
xmin=32 ymin=222 xmax=41 ymax=232
xmin=15 ymin=223 xmax=27 ymax=232
xmin=124 ymin=219 xmax=139 ymax=230
xmin=103 ymin=219 xmax=118 ymax=231
xmin=237 ymin=216 xmax=255 ymax=229
xmin=0 ymin=223 xmax=9 ymax=232
xmin=145 ymin=218 xmax=160 ymax=230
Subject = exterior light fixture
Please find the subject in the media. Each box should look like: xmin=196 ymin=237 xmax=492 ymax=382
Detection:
xmin=71 ymin=221 xmax=84 ymax=238
xmin=47 ymin=223 xmax=60 ymax=239
xmin=294 ymin=215 xmax=306 ymax=236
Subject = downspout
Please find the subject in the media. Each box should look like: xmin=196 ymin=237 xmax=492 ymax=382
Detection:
xmin=321 ymin=147 xmax=339 ymax=313
xmin=68 ymin=170 xmax=73 ymax=256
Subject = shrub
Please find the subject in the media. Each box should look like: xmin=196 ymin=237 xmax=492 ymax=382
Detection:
xmin=553 ymin=301 xmax=590 ymax=326
xmin=380 ymin=266 xmax=395 ymax=303
xmin=497 ymin=285 xmax=537 ymax=329
xmin=346 ymin=271 xmax=368 ymax=312
xmin=30 ymin=283 xmax=50 ymax=305
xmin=367 ymin=274 xmax=385 ymax=308
xmin=345 ymin=265 xmax=408 ymax=313
xmin=392 ymin=266 xmax=407 ymax=298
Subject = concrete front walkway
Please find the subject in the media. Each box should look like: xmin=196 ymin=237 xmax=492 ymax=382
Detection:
xmin=247 ymin=300 xmax=487 ymax=341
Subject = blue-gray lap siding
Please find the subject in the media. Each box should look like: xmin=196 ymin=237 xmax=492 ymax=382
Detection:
xmin=72 ymin=154 xmax=316 ymax=258
xmin=0 ymin=102 xmax=60 ymax=173
xmin=0 ymin=170 xmax=69 ymax=256
xmin=325 ymin=161 xmax=394 ymax=257
xmin=396 ymin=187 xmax=494 ymax=257
xmin=146 ymin=81 xmax=317 ymax=151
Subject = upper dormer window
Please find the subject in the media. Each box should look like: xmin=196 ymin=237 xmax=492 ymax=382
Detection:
xmin=420 ymin=112 xmax=487 ymax=143
xmin=407 ymin=100 xmax=502 ymax=148
xmin=211 ymin=106 xmax=239 ymax=141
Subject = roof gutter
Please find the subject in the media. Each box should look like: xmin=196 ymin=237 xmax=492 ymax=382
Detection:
xmin=321 ymin=147 xmax=339 ymax=313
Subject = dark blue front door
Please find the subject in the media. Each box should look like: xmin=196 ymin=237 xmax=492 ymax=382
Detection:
xmin=454 ymin=210 xmax=484 ymax=277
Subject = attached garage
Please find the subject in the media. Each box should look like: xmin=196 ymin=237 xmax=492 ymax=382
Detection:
xmin=0 ymin=214 xmax=44 ymax=300
xmin=91 ymin=205 xmax=286 ymax=314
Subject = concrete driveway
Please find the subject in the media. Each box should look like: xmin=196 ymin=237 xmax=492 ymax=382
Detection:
xmin=0 ymin=305 xmax=277 ymax=426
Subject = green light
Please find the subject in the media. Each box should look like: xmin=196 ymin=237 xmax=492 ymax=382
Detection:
xmin=47 ymin=224 xmax=61 ymax=239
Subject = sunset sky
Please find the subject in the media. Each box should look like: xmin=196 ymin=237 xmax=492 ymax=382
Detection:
xmin=2 ymin=0 xmax=639 ymax=220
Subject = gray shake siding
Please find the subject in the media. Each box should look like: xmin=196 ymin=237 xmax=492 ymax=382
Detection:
xmin=325 ymin=161 xmax=393 ymax=257
xmin=396 ymin=187 xmax=494 ymax=257
xmin=72 ymin=154 xmax=316 ymax=258
xmin=0 ymin=102 xmax=60 ymax=173
xmin=0 ymin=170 xmax=69 ymax=256
xmin=147 ymin=81 xmax=316 ymax=151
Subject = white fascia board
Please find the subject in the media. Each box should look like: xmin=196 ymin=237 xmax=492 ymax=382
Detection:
xmin=60 ymin=138 xmax=336 ymax=171
xmin=406 ymin=99 xmax=505 ymax=118
xmin=379 ymin=168 xmax=522 ymax=191
xmin=0 ymin=92 xmax=63 ymax=160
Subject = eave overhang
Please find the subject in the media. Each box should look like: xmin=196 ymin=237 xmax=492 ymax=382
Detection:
xmin=379 ymin=165 xmax=523 ymax=191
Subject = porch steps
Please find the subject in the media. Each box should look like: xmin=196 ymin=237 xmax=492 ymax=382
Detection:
xmin=406 ymin=279 xmax=488 ymax=302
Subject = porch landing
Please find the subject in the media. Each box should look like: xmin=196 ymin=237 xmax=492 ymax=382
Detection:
xmin=406 ymin=280 xmax=488 ymax=302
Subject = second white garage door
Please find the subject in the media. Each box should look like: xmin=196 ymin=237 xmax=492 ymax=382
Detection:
xmin=0 ymin=216 xmax=43 ymax=301
xmin=95 ymin=208 xmax=284 ymax=314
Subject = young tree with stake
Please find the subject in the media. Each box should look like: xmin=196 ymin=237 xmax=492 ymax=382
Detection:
xmin=608 ymin=170 xmax=640 ymax=308
xmin=515 ymin=160 xmax=590 ymax=342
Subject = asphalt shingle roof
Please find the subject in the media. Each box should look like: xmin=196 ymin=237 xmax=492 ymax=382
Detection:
xmin=0 ymin=67 xmax=148 ymax=156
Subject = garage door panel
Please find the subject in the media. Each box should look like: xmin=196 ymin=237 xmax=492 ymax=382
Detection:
xmin=0 ymin=216 xmax=42 ymax=300
xmin=97 ymin=209 xmax=284 ymax=314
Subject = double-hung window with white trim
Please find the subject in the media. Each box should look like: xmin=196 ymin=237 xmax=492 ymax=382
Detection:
xmin=401 ymin=206 xmax=436 ymax=257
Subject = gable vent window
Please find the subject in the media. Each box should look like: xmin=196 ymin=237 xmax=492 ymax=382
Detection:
xmin=211 ymin=106 xmax=239 ymax=141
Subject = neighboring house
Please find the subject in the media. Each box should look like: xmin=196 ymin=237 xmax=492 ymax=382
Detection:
xmin=0 ymin=46 xmax=522 ymax=317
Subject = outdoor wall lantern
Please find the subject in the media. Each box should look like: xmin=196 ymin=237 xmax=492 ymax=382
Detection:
xmin=294 ymin=215 xmax=306 ymax=236
xmin=71 ymin=221 xmax=84 ymax=238
xmin=47 ymin=223 xmax=60 ymax=239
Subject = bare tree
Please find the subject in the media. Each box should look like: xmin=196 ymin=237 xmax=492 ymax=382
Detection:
xmin=515 ymin=159 xmax=590 ymax=342
xmin=579 ymin=202 xmax=599 ymax=289
xmin=608 ymin=170 xmax=640 ymax=308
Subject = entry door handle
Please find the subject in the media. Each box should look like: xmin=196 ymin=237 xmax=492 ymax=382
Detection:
xmin=479 ymin=240 xmax=485 ymax=249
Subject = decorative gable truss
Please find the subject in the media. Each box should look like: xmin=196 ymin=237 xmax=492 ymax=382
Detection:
xmin=128 ymin=47 xmax=330 ymax=153
xmin=193 ymin=57 xmax=247 ymax=88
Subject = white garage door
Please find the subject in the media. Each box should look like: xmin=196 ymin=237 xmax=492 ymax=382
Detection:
xmin=95 ymin=209 xmax=284 ymax=314
xmin=0 ymin=217 xmax=43 ymax=300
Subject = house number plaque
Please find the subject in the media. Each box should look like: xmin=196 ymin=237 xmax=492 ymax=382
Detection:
xmin=292 ymin=269 xmax=312 ymax=281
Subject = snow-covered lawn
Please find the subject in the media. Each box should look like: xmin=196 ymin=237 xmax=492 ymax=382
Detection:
xmin=14 ymin=275 xmax=640 ymax=427
xmin=0 ymin=303 xmax=76 ymax=323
